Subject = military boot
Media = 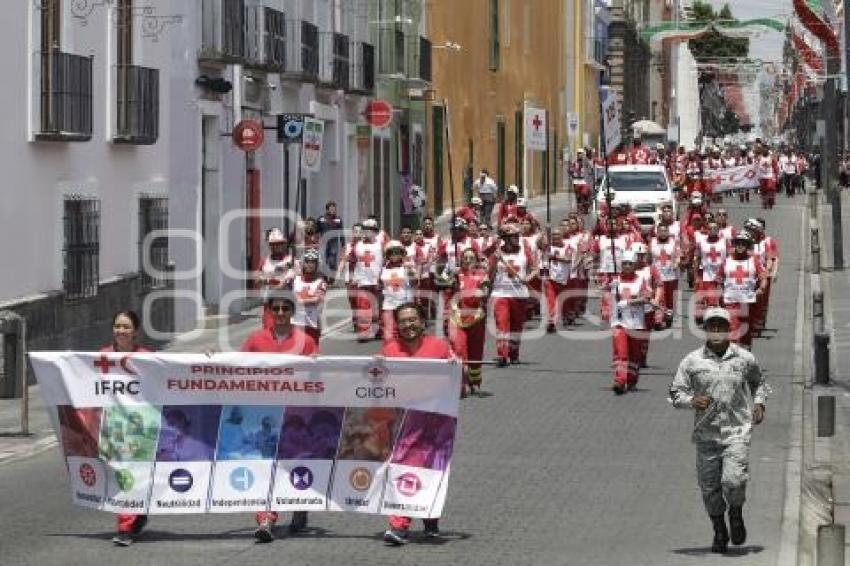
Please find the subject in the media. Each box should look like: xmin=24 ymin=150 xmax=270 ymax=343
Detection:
xmin=710 ymin=514 xmax=729 ymax=553
xmin=728 ymin=506 xmax=747 ymax=545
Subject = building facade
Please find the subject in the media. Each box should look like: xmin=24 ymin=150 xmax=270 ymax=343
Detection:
xmin=0 ymin=0 xmax=384 ymax=355
xmin=426 ymin=0 xmax=574 ymax=214
xmin=607 ymin=0 xmax=652 ymax=141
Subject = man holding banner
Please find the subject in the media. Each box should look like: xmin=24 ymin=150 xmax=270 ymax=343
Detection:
xmin=241 ymin=294 xmax=318 ymax=543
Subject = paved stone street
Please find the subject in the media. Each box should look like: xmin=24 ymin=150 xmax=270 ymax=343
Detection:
xmin=0 ymin=196 xmax=805 ymax=566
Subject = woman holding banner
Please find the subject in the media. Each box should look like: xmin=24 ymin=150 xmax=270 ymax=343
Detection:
xmin=102 ymin=310 xmax=151 ymax=547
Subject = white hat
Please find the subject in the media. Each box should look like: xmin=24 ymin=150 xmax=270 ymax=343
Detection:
xmin=621 ymin=250 xmax=637 ymax=263
xmin=267 ymin=228 xmax=286 ymax=244
xmin=577 ymin=148 xmax=586 ymax=154
xmin=303 ymin=249 xmax=320 ymax=262
xmin=656 ymin=143 xmax=665 ymax=150
xmin=704 ymin=307 xmax=731 ymax=324
xmin=362 ymin=218 xmax=379 ymax=229
xmin=517 ymin=197 xmax=528 ymax=207
xmin=384 ymin=239 xmax=404 ymax=252
xmin=690 ymin=194 xmax=703 ymax=205
xmin=507 ymin=185 xmax=520 ymax=194
xmin=470 ymin=196 xmax=483 ymax=205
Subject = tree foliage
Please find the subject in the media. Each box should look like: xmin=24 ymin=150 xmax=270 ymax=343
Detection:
xmin=687 ymin=1 xmax=749 ymax=62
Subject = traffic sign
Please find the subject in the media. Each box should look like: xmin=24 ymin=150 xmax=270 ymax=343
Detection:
xmin=277 ymin=114 xmax=306 ymax=143
xmin=233 ymin=119 xmax=264 ymax=152
xmin=365 ymin=100 xmax=393 ymax=129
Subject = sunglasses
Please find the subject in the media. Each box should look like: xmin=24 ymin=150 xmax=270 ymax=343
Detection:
xmin=271 ymin=305 xmax=292 ymax=313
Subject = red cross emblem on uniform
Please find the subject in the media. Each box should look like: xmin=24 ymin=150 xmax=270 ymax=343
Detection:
xmin=297 ymin=286 xmax=315 ymax=301
xmin=657 ymin=249 xmax=671 ymax=266
xmin=359 ymin=250 xmax=375 ymax=267
xmin=730 ymin=263 xmax=749 ymax=285
xmin=706 ymin=246 xmax=721 ymax=263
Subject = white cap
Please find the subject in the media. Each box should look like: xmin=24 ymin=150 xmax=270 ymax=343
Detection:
xmin=362 ymin=218 xmax=379 ymax=229
xmin=704 ymin=307 xmax=731 ymax=324
xmin=621 ymin=250 xmax=637 ymax=263
xmin=507 ymin=185 xmax=520 ymax=194
xmin=384 ymin=239 xmax=404 ymax=252
xmin=267 ymin=228 xmax=286 ymax=244
xmin=691 ymin=194 xmax=703 ymax=204
xmin=656 ymin=143 xmax=665 ymax=150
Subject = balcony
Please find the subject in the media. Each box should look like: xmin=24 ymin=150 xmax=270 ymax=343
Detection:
xmin=199 ymin=0 xmax=246 ymax=64
xmin=282 ymin=20 xmax=319 ymax=82
xmin=319 ymin=32 xmax=350 ymax=90
xmin=114 ymin=65 xmax=159 ymax=145
xmin=349 ymin=41 xmax=375 ymax=94
xmin=36 ymin=51 xmax=93 ymax=142
xmin=245 ymin=5 xmax=286 ymax=71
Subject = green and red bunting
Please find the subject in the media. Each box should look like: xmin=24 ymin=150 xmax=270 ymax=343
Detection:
xmin=793 ymin=0 xmax=840 ymax=57
xmin=639 ymin=18 xmax=784 ymax=46
xmin=791 ymin=29 xmax=824 ymax=74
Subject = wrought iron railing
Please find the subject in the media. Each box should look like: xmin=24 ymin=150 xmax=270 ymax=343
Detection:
xmin=38 ymin=51 xmax=92 ymax=141
xmin=114 ymin=65 xmax=159 ymax=144
xmin=63 ymin=198 xmax=100 ymax=300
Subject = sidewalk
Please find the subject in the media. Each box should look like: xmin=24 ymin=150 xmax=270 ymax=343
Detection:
xmin=815 ymin=187 xmax=850 ymax=555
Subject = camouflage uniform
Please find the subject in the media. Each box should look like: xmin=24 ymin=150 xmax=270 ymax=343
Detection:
xmin=669 ymin=344 xmax=767 ymax=516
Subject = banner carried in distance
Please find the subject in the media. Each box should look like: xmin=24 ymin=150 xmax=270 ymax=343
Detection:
xmin=29 ymin=352 xmax=460 ymax=518
xmin=703 ymin=164 xmax=761 ymax=192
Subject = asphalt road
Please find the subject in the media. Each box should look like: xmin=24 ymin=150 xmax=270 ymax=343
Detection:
xmin=0 ymin=194 xmax=805 ymax=566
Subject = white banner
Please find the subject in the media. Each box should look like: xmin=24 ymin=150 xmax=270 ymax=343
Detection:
xmin=704 ymin=164 xmax=760 ymax=192
xmin=301 ymin=117 xmax=325 ymax=173
xmin=601 ymin=93 xmax=621 ymax=156
xmin=30 ymin=353 xmax=460 ymax=517
xmin=525 ymin=105 xmax=547 ymax=152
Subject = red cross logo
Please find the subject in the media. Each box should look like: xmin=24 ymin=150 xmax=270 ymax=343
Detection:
xmin=705 ymin=246 xmax=722 ymax=264
xmin=365 ymin=365 xmax=387 ymax=384
xmin=532 ymin=114 xmax=543 ymax=131
xmin=359 ymin=250 xmax=375 ymax=267
xmin=657 ymin=249 xmax=671 ymax=266
xmin=79 ymin=463 xmax=97 ymax=487
xmin=730 ymin=263 xmax=749 ymax=286
xmin=93 ymin=355 xmax=117 ymax=374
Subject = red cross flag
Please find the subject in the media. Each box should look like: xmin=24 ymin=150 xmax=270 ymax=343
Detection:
xmin=524 ymin=104 xmax=547 ymax=152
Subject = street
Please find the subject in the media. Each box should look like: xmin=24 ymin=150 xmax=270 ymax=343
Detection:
xmin=0 ymin=195 xmax=805 ymax=566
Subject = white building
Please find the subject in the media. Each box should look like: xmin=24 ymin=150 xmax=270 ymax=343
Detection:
xmin=0 ymin=0 xmax=377 ymax=353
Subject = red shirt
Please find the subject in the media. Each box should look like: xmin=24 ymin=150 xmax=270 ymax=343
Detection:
xmin=241 ymin=326 xmax=318 ymax=354
xmin=381 ymin=335 xmax=452 ymax=360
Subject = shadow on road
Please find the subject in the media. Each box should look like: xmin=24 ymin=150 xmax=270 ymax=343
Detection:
xmin=671 ymin=544 xmax=765 ymax=557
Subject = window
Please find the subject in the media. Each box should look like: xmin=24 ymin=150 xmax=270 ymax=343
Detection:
xmin=63 ymin=198 xmax=100 ymax=300
xmin=139 ymin=197 xmax=169 ymax=289
xmin=114 ymin=0 xmax=160 ymax=144
xmin=497 ymin=119 xmax=506 ymax=195
xmin=489 ymin=0 xmax=500 ymax=71
xmin=514 ymin=109 xmax=524 ymax=188
xmin=117 ymin=0 xmax=132 ymax=67
xmin=432 ymin=106 xmax=445 ymax=216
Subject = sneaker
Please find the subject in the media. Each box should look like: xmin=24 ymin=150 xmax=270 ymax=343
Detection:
xmin=112 ymin=533 xmax=134 ymax=547
xmin=496 ymin=357 xmax=508 ymax=368
xmin=254 ymin=519 xmax=275 ymax=543
xmin=728 ymin=507 xmax=747 ymax=545
xmin=627 ymin=383 xmax=638 ymax=391
xmin=423 ymin=520 xmax=441 ymax=539
xmin=546 ymin=323 xmax=556 ymax=334
xmin=383 ymin=528 xmax=408 ymax=546
xmin=612 ymin=383 xmax=626 ymax=395
xmin=289 ymin=511 xmax=308 ymax=534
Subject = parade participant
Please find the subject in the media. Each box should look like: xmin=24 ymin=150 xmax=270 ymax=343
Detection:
xmin=592 ymin=219 xmax=624 ymax=320
xmin=317 ymin=200 xmax=345 ymax=279
xmin=515 ymin=197 xmax=534 ymax=224
xmin=520 ymin=215 xmax=545 ymax=319
xmin=569 ymin=215 xmax=593 ymax=318
xmin=651 ymin=203 xmax=681 ymax=239
xmin=380 ymin=240 xmax=416 ymax=344
xmin=545 ymin=227 xmax=577 ymax=331
xmin=449 ymin=248 xmax=491 ymax=394
xmin=669 ymin=307 xmax=767 ymax=554
xmin=629 ymin=136 xmax=651 ymax=164
xmin=292 ymin=249 xmax=327 ymax=344
xmin=738 ymin=146 xmax=754 ymax=203
xmin=572 ymin=149 xmax=593 ymax=214
xmin=243 ymin=295 xmax=318 ymax=543
xmin=436 ymin=219 xmax=481 ymax=331
xmin=694 ymin=220 xmax=727 ymax=324
xmin=685 ymin=152 xmax=705 ymax=199
xmin=494 ymin=185 xmax=521 ymax=226
xmin=364 ymin=214 xmax=390 ymax=248
xmin=610 ymin=142 xmax=630 ymax=165
xmin=488 ymin=223 xmax=537 ymax=366
xmin=747 ymin=219 xmax=779 ymax=336
xmin=420 ymin=216 xmax=443 ymax=320
xmin=651 ymin=142 xmax=666 ymax=165
xmin=757 ymin=147 xmax=778 ymax=209
xmin=381 ymin=302 xmax=454 ymax=545
xmin=336 ymin=223 xmax=362 ymax=330
xmin=475 ymin=222 xmax=497 ymax=256
xmin=717 ymin=233 xmax=766 ymax=348
xmin=257 ymin=228 xmax=296 ymax=329
xmin=633 ymin=242 xmax=664 ymax=366
xmin=649 ymin=223 xmax=680 ymax=328
xmin=779 ymin=149 xmax=797 ymax=198
xmin=351 ymin=219 xmax=384 ymax=341
xmin=473 ymin=168 xmax=498 ymax=221
xmin=400 ymin=225 xmax=425 ymax=285
xmin=294 ymin=217 xmax=321 ymax=258
xmin=104 ymin=311 xmax=151 ymax=546
xmin=706 ymin=147 xmax=724 ymax=203
xmin=716 ymin=209 xmax=736 ymax=243
xmin=456 ymin=196 xmax=482 ymax=226
xmin=607 ymin=250 xmax=652 ymax=394
xmin=796 ymin=152 xmax=809 ymax=193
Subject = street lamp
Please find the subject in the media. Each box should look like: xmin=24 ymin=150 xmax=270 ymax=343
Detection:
xmin=433 ymin=41 xmax=462 ymax=52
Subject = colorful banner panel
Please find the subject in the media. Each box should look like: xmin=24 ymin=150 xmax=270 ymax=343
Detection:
xmin=30 ymin=353 xmax=461 ymax=518
xmin=704 ymin=165 xmax=761 ymax=193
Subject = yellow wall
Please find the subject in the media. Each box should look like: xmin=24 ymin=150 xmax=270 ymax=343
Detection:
xmin=427 ymin=0 xmax=569 ymax=211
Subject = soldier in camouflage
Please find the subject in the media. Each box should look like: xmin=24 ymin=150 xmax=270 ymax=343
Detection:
xmin=669 ymin=307 xmax=767 ymax=554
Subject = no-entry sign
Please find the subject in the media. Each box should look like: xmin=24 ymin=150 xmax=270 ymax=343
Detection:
xmin=233 ymin=119 xmax=264 ymax=152
xmin=365 ymin=100 xmax=393 ymax=129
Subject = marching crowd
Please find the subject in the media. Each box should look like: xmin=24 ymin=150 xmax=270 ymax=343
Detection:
xmin=104 ymin=137 xmax=795 ymax=551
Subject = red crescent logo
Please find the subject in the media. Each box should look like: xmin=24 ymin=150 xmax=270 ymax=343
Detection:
xmin=119 ymin=355 xmax=137 ymax=375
